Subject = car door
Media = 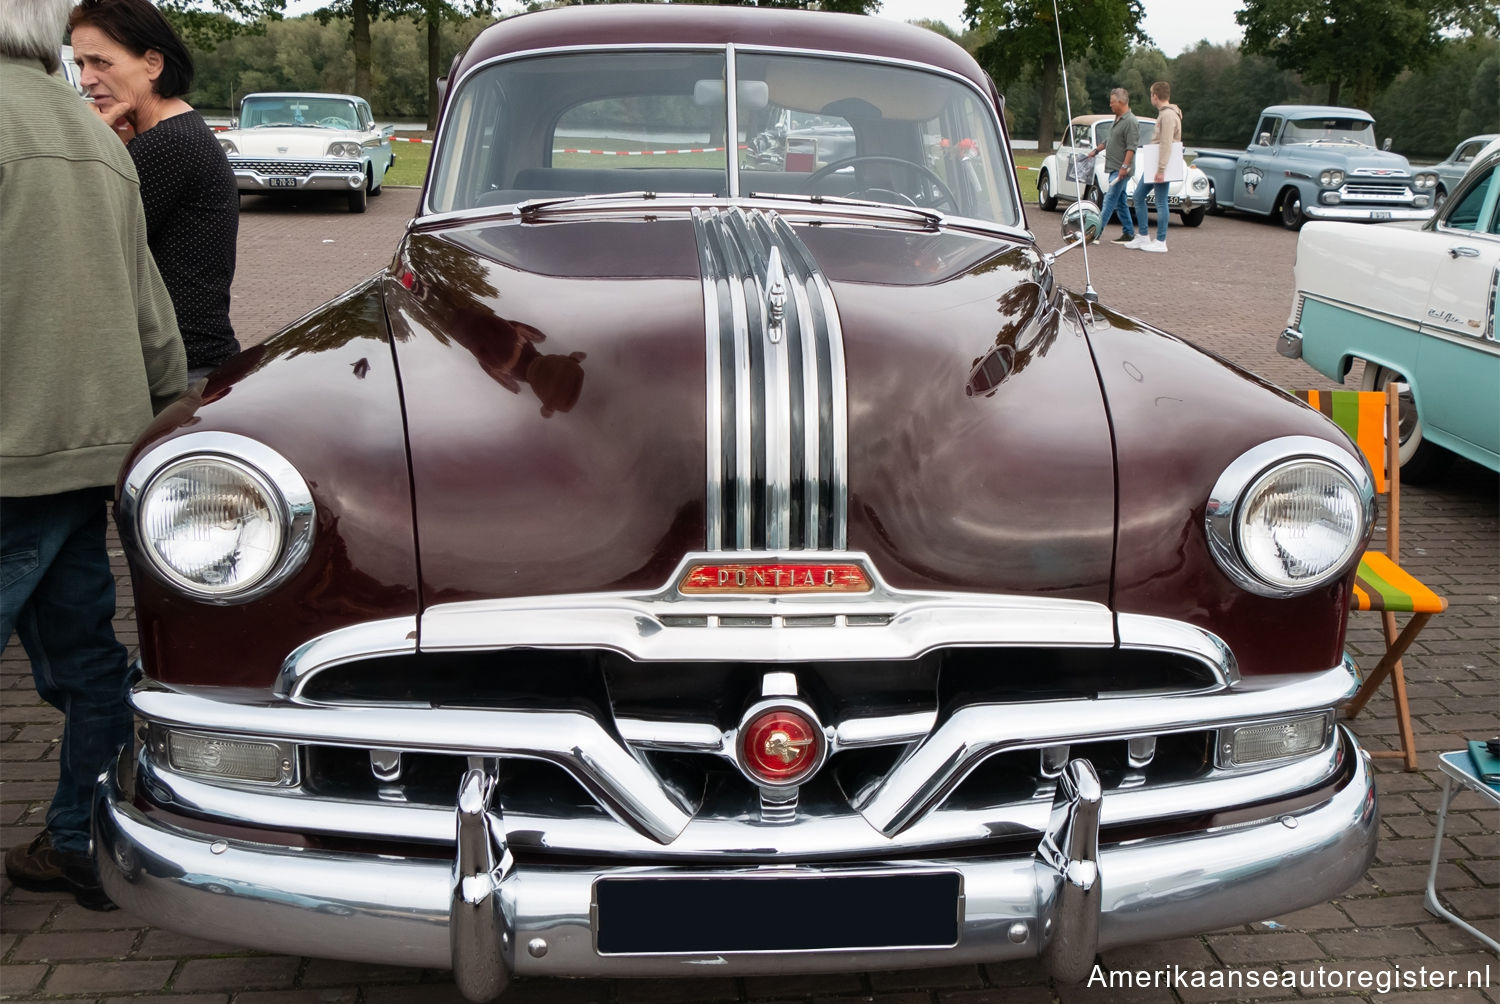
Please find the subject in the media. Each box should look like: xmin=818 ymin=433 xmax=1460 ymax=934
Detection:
xmin=1236 ymin=114 xmax=1282 ymax=215
xmin=1055 ymin=122 xmax=1090 ymax=199
xmin=1415 ymin=159 xmax=1500 ymax=465
xmin=359 ymin=101 xmax=393 ymax=180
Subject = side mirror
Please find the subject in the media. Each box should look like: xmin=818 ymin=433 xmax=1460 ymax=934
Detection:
xmin=1382 ymin=137 xmax=1393 ymax=151
xmin=1046 ymin=200 xmax=1101 ymax=264
xmin=382 ymin=124 xmax=395 ymax=139
xmin=1258 ymin=132 xmax=1271 ymax=147
xmin=229 ymin=117 xmax=239 ymax=129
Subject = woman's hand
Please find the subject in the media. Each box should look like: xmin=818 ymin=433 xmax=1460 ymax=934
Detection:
xmin=90 ymin=97 xmax=136 ymax=142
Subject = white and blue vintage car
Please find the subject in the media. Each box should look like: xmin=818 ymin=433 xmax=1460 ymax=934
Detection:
xmin=1279 ymin=137 xmax=1500 ymax=479
xmin=217 ymin=92 xmax=395 ymax=213
xmin=1195 ymin=105 xmax=1439 ymax=230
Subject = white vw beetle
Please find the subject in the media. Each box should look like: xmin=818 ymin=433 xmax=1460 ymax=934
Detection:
xmin=1038 ymin=113 xmax=1213 ymax=227
xmin=217 ymin=92 xmax=395 ymax=213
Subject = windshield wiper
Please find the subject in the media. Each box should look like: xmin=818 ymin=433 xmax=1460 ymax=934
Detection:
xmin=744 ymin=191 xmax=942 ymax=228
xmin=516 ymin=191 xmax=718 ymax=219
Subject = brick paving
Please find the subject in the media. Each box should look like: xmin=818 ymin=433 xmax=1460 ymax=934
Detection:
xmin=2 ymin=189 xmax=1496 ymax=1002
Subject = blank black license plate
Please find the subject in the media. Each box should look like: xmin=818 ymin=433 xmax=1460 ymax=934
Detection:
xmin=268 ymin=177 xmax=297 ymax=188
xmin=595 ymin=872 xmax=961 ymax=954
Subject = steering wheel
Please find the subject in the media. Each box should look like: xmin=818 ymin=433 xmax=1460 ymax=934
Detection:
xmin=804 ymin=155 xmax=958 ymax=211
xmin=317 ymin=117 xmax=350 ymax=129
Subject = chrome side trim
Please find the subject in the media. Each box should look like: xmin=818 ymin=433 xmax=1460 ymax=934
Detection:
xmin=419 ymin=552 xmax=1114 ymax=661
xmin=131 ymin=681 xmax=694 ymax=844
xmin=856 ymin=662 xmax=1359 ymax=837
xmin=133 ymin=695 xmax=1350 ymax=856
xmin=275 ymin=618 xmax=419 ymax=699
xmin=93 ymin=739 xmax=1376 ymax=975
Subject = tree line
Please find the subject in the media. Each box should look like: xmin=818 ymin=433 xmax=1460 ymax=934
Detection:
xmin=172 ymin=0 xmax=1497 ymax=157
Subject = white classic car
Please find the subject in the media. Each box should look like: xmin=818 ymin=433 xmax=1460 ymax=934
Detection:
xmin=217 ymin=92 xmax=395 ymax=213
xmin=1278 ymin=136 xmax=1500 ymax=479
xmin=1037 ymin=113 xmax=1212 ymax=227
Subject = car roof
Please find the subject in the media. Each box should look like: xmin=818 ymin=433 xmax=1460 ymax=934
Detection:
xmin=452 ymin=5 xmax=993 ymax=99
xmin=1261 ymin=105 xmax=1374 ymax=122
xmin=243 ymin=92 xmax=365 ymax=103
xmin=1069 ymin=114 xmax=1113 ymax=126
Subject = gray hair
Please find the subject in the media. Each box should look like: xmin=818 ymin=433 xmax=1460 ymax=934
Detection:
xmin=1110 ymin=87 xmax=1130 ymax=104
xmin=0 ymin=0 xmax=73 ymax=72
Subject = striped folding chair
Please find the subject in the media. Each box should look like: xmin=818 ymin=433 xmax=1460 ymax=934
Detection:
xmin=1295 ymin=383 xmax=1446 ymax=770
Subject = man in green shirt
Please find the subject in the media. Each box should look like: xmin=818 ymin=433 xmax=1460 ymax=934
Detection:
xmin=1090 ymin=87 xmax=1138 ymax=244
xmin=0 ymin=0 xmax=185 ymax=909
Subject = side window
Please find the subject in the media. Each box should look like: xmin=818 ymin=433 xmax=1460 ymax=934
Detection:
xmin=359 ymin=104 xmax=373 ymax=131
xmin=1251 ymin=116 xmax=1281 ymax=147
xmin=1440 ymin=164 xmax=1495 ymax=233
xmin=1456 ymin=141 xmax=1481 ymax=165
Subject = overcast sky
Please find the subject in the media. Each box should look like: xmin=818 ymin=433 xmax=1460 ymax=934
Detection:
xmin=872 ymin=0 xmax=1244 ymax=56
xmin=279 ymin=0 xmax=1245 ymax=57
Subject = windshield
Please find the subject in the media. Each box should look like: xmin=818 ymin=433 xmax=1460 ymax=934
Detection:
xmin=428 ymin=49 xmax=1017 ymax=226
xmin=1282 ymin=117 xmax=1376 ymax=147
xmin=241 ymin=97 xmax=359 ymax=130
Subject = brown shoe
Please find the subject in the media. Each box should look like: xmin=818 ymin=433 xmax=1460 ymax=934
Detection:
xmin=5 ymin=832 xmax=115 ymax=911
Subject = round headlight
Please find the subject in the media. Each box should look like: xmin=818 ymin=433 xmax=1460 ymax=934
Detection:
xmin=1206 ymin=437 xmax=1373 ymax=598
xmin=1237 ymin=461 xmax=1364 ymax=589
xmin=327 ymin=141 xmax=361 ymax=159
xmin=1319 ymin=169 xmax=1344 ymax=188
xmin=219 ymin=138 xmax=237 ymax=155
xmin=1192 ymin=175 xmax=1209 ymax=191
xmin=122 ymin=434 xmax=315 ymax=603
xmin=1415 ymin=173 xmax=1437 ymax=190
xmin=140 ymin=458 xmax=283 ymax=595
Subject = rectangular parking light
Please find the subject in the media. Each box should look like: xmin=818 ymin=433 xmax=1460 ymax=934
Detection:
xmin=1220 ymin=713 xmax=1331 ymax=767
xmin=162 ymin=727 xmax=296 ymax=785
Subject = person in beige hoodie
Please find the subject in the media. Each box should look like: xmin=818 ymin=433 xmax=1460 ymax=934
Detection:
xmin=1127 ymin=81 xmax=1182 ymax=253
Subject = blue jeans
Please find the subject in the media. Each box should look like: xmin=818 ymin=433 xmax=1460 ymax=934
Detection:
xmin=1099 ymin=170 xmax=1134 ymax=237
xmin=1 ymin=488 xmax=132 ymax=855
xmin=1133 ymin=178 xmax=1170 ymax=242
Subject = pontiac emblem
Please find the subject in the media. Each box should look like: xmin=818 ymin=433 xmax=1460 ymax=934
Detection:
xmin=679 ymin=561 xmax=872 ymax=594
xmin=763 ymin=729 xmax=813 ymax=765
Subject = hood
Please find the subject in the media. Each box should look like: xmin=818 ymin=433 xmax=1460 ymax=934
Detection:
xmin=384 ymin=209 xmax=1115 ymax=607
xmin=222 ymin=126 xmax=357 ymax=158
xmin=1288 ymin=144 xmax=1413 ymax=175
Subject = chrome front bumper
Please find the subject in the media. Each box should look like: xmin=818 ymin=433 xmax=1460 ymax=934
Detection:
xmin=95 ymin=729 xmax=1376 ymax=997
xmin=1303 ymin=205 xmax=1433 ymax=222
xmin=232 ymin=163 xmax=364 ymax=194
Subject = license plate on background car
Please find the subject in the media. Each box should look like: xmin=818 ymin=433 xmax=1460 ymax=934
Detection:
xmin=268 ymin=177 xmax=297 ymax=188
xmin=594 ymin=871 xmax=961 ymax=954
xmin=1371 ymin=210 xmax=1392 ymax=220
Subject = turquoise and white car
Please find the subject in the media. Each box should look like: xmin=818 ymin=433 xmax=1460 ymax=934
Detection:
xmin=1278 ymin=137 xmax=1500 ymax=480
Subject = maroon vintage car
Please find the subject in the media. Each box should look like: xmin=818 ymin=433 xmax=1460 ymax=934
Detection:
xmin=96 ymin=5 xmax=1378 ymax=998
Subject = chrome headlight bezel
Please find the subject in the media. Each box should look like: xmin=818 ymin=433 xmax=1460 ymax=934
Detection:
xmin=327 ymin=140 xmax=362 ymax=159
xmin=1318 ymin=168 xmax=1344 ymax=188
xmin=219 ymin=138 xmax=238 ymax=155
xmin=1205 ymin=436 xmax=1373 ymax=598
xmin=120 ymin=432 xmax=315 ymax=604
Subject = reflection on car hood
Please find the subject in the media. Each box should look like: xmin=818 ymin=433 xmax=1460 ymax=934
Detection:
xmin=221 ymin=126 xmax=360 ymax=158
xmin=384 ymin=210 xmax=1116 ymax=606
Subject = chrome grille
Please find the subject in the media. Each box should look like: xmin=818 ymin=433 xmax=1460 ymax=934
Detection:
xmin=231 ymin=159 xmax=349 ymax=176
xmin=1341 ymin=181 xmax=1412 ymax=200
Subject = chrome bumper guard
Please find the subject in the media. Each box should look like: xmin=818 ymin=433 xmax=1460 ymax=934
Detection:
xmin=95 ymin=730 xmax=1376 ymax=1000
xmin=1277 ymin=326 xmax=1304 ymax=359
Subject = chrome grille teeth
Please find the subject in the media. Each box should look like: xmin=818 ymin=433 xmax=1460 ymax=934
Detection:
xmin=693 ymin=207 xmax=848 ymax=552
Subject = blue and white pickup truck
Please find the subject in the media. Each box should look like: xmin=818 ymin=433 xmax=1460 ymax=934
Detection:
xmin=1193 ymin=105 xmax=1439 ymax=230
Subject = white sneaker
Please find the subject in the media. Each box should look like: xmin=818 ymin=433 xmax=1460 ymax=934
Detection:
xmin=1140 ymin=240 xmax=1168 ymax=253
xmin=1124 ymin=235 xmax=1149 ymax=249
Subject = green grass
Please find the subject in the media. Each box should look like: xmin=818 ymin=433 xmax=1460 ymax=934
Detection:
xmin=386 ymin=133 xmax=432 ymax=187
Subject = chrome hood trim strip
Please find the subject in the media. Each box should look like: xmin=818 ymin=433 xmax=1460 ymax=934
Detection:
xmin=693 ymin=207 xmax=847 ymax=551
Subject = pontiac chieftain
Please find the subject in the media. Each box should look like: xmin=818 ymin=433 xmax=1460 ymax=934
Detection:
xmin=97 ymin=6 xmax=1380 ymax=999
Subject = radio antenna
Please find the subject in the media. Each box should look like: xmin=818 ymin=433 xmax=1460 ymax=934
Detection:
xmin=1050 ymin=0 xmax=1098 ymax=311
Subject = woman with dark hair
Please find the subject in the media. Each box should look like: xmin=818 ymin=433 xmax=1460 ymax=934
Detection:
xmin=70 ymin=0 xmax=238 ymax=379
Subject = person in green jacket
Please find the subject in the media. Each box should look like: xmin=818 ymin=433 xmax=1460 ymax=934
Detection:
xmin=0 ymin=0 xmax=185 ymax=910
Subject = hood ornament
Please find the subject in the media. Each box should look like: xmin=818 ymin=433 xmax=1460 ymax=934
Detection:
xmin=765 ymin=245 xmax=787 ymax=343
